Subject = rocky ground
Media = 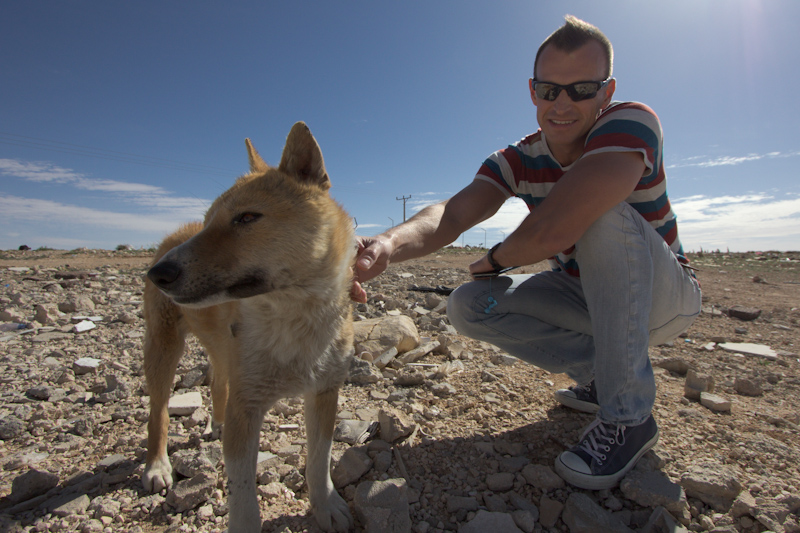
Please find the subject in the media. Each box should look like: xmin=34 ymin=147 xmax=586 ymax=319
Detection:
xmin=0 ymin=247 xmax=798 ymax=533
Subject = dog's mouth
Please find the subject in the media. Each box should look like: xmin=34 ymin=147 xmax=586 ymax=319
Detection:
xmin=226 ymin=273 xmax=271 ymax=299
xmin=162 ymin=270 xmax=274 ymax=307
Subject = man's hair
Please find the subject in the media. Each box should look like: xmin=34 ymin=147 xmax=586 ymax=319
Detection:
xmin=533 ymin=15 xmax=614 ymax=79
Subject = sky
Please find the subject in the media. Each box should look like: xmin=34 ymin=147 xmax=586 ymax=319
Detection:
xmin=2 ymin=0 xmax=799 ymax=253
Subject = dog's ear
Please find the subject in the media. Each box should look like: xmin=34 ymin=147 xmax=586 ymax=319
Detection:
xmin=245 ymin=138 xmax=269 ymax=173
xmin=279 ymin=122 xmax=331 ymax=190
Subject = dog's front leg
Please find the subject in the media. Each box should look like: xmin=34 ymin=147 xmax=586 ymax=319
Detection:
xmin=142 ymin=310 xmax=185 ymax=493
xmin=305 ymin=387 xmax=353 ymax=532
xmin=224 ymin=397 xmax=267 ymax=533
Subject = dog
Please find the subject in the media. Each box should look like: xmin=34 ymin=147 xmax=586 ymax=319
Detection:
xmin=141 ymin=122 xmax=355 ymax=532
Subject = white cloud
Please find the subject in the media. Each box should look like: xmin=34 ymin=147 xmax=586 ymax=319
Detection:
xmin=0 ymin=158 xmax=169 ymax=195
xmin=673 ymin=193 xmax=800 ymax=251
xmin=0 ymin=194 xmax=196 ymax=232
xmin=667 ymin=149 xmax=800 ymax=170
xmin=0 ymin=159 xmax=84 ymax=182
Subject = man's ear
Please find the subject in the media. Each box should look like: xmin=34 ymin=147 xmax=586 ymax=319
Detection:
xmin=529 ymin=78 xmax=538 ymax=107
xmin=601 ymin=78 xmax=616 ymax=108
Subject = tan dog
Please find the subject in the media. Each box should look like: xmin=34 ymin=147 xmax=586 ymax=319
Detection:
xmin=142 ymin=122 xmax=355 ymax=532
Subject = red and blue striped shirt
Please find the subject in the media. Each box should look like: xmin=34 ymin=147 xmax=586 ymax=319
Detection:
xmin=475 ymin=101 xmax=688 ymax=277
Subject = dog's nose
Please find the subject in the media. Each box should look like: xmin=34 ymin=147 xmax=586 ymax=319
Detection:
xmin=147 ymin=261 xmax=182 ymax=289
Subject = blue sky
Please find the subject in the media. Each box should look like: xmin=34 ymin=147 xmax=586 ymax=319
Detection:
xmin=2 ymin=0 xmax=799 ymax=252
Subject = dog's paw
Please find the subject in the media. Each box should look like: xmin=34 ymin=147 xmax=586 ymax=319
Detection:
xmin=142 ymin=457 xmax=173 ymax=493
xmin=313 ymin=490 xmax=353 ymax=532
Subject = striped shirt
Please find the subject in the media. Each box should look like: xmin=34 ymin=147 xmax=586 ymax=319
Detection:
xmin=475 ymin=101 xmax=688 ymax=276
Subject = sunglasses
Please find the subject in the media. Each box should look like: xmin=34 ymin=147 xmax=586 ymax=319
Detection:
xmin=531 ymin=78 xmax=611 ymax=102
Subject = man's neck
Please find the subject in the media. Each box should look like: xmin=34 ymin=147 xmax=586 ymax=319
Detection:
xmin=548 ymin=140 xmax=585 ymax=168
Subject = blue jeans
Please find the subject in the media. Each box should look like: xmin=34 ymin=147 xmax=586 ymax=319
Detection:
xmin=448 ymin=203 xmax=701 ymax=426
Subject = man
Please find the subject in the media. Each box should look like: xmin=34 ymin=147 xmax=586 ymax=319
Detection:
xmin=353 ymin=15 xmax=701 ymax=490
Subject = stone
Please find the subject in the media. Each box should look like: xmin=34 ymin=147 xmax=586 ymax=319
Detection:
xmin=348 ymin=356 xmax=383 ymax=384
xmin=73 ymin=357 xmax=101 ymax=375
xmin=730 ymin=490 xmax=757 ymax=518
xmin=10 ymin=468 xmax=59 ymax=503
xmin=640 ymin=506 xmax=689 ymax=533
xmin=484 ymin=493 xmax=507 ymax=512
xmin=680 ymin=464 xmax=742 ymax=511
xmin=331 ymin=447 xmax=372 ymax=488
xmin=654 ymin=357 xmax=691 ymax=375
xmin=512 ymin=510 xmax=537 ymax=533
xmin=521 ymin=463 xmax=565 ymax=491
xmin=378 ymin=408 xmax=416 ymax=443
xmin=167 ymin=391 xmax=203 ymax=416
xmin=562 ymin=492 xmax=635 ymax=533
xmin=430 ymin=382 xmax=456 ymax=397
xmin=447 ymin=495 xmax=479 ymax=513
xmin=165 ymin=472 xmax=216 ymax=512
xmin=700 ymin=392 xmax=731 ymax=412
xmin=353 ymin=315 xmax=420 ymax=358
xmin=539 ymin=496 xmax=564 ymax=528
xmin=486 ymin=472 xmax=515 ymax=492
xmin=620 ymin=470 xmax=690 ymax=519
xmin=50 ymin=493 xmax=91 ymax=517
xmin=726 ymin=306 xmax=761 ymax=321
xmin=0 ymin=415 xmax=27 ymax=439
xmin=459 ymin=510 xmax=523 ymax=533
xmin=354 ymin=478 xmax=411 ymax=533
xmin=171 ymin=449 xmax=217 ymax=479
xmin=507 ymin=491 xmax=539 ymax=518
xmin=734 ymin=377 xmax=763 ymax=396
xmin=179 ymin=365 xmax=208 ymax=389
xmin=72 ymin=320 xmax=96 ymax=333
xmin=684 ymin=369 xmax=714 ymax=401
xmin=88 ymin=496 xmax=121 ymax=518
xmin=717 ymin=342 xmax=778 ymax=360
xmin=34 ymin=304 xmax=62 ymax=325
xmin=397 ymin=340 xmax=440 ymax=364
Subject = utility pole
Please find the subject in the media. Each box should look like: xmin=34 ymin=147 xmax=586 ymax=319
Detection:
xmin=396 ymin=195 xmax=411 ymax=222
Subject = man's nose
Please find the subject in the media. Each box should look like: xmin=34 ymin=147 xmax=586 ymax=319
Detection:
xmin=552 ymin=88 xmax=573 ymax=110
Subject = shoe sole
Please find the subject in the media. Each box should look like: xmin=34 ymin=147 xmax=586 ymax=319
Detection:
xmin=554 ymin=428 xmax=659 ymax=490
xmin=553 ymin=390 xmax=600 ymax=414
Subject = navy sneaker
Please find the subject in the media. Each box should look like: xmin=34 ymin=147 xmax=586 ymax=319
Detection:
xmin=554 ymin=415 xmax=659 ymax=490
xmin=554 ymin=380 xmax=600 ymax=413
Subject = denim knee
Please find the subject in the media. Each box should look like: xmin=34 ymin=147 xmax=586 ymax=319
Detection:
xmin=446 ymin=281 xmax=484 ymax=337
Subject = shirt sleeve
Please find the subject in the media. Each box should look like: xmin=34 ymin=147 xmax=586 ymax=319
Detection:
xmin=473 ymin=148 xmax=517 ymax=198
xmin=583 ymin=102 xmax=663 ymax=185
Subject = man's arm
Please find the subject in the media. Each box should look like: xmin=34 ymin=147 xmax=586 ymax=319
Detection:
xmin=470 ymin=151 xmax=646 ymax=273
xmin=356 ymin=180 xmax=507 ymax=283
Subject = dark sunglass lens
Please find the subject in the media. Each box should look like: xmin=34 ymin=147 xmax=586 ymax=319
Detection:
xmin=536 ymin=83 xmax=560 ymax=101
xmin=570 ymin=82 xmax=599 ymax=101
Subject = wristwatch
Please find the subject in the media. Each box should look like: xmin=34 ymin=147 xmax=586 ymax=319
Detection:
xmin=487 ymin=243 xmax=505 ymax=271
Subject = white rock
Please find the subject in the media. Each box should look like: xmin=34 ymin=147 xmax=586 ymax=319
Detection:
xmin=718 ymin=342 xmax=778 ymax=360
xmin=167 ymin=391 xmax=203 ymax=416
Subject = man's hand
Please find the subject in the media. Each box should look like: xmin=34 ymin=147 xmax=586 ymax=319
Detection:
xmin=350 ymin=235 xmax=394 ymax=303
xmin=468 ymin=254 xmax=494 ymax=277
xmin=354 ymin=235 xmax=393 ymax=282
xmin=349 ymin=266 xmax=368 ymax=303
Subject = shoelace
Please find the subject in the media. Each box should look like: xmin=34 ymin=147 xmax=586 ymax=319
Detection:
xmin=577 ymin=419 xmax=627 ymax=465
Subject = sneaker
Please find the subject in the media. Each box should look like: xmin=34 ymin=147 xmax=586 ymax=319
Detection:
xmin=554 ymin=380 xmax=600 ymax=413
xmin=554 ymin=415 xmax=659 ymax=490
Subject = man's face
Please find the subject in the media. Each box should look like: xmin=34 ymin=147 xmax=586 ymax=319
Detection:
xmin=531 ymin=40 xmax=615 ymax=163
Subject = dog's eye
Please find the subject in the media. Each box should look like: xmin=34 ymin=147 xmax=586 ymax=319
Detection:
xmin=234 ymin=212 xmax=262 ymax=224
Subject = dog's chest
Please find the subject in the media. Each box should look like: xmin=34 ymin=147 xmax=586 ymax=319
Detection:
xmin=233 ymin=300 xmax=350 ymax=393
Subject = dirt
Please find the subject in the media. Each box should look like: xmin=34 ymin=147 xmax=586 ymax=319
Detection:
xmin=0 ymin=247 xmax=799 ymax=532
